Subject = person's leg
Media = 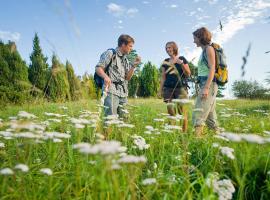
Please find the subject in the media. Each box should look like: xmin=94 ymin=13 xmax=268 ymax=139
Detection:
xmin=117 ymin=97 xmax=128 ymax=120
xmin=104 ymin=93 xmax=119 ymax=117
xmin=192 ymin=83 xmax=215 ymax=137
xmin=163 ymin=87 xmax=175 ymax=116
xmin=176 ymin=87 xmax=188 ymax=132
xmin=206 ymin=83 xmax=219 ymax=131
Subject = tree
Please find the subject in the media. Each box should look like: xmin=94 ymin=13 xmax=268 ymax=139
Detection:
xmin=28 ymin=33 xmax=49 ymax=92
xmin=265 ymin=72 xmax=270 ymax=85
xmin=127 ymin=50 xmax=142 ymax=97
xmin=47 ymin=54 xmax=70 ymax=102
xmin=66 ymin=61 xmax=81 ymax=101
xmin=217 ymin=85 xmax=225 ymax=98
xmin=0 ymin=41 xmax=31 ymax=104
xmin=232 ymin=80 xmax=269 ymax=99
xmin=138 ymin=61 xmax=159 ymax=97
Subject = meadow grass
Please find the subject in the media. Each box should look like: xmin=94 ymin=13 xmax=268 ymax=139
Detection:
xmin=0 ymin=98 xmax=270 ymax=199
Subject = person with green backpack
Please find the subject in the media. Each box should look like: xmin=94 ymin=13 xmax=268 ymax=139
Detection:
xmin=95 ymin=34 xmax=141 ymax=118
xmin=192 ymin=27 xmax=225 ymax=137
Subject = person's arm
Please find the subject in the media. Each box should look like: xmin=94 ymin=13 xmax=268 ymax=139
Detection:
xmin=95 ymin=66 xmax=111 ymax=87
xmin=175 ymin=57 xmax=191 ymax=76
xmin=95 ymin=50 xmax=114 ymax=87
xmin=201 ymin=46 xmax=215 ymax=99
xmin=125 ymin=56 xmax=141 ymax=81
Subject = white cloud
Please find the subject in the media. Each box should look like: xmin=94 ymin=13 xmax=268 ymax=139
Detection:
xmin=170 ymin=4 xmax=178 ymax=8
xmin=142 ymin=1 xmax=150 ymax=4
xmin=107 ymin=3 xmax=139 ymax=17
xmin=0 ymin=31 xmax=20 ymax=42
xmin=127 ymin=8 xmax=139 ymax=16
xmin=213 ymin=0 xmax=270 ymax=44
xmin=107 ymin=3 xmax=125 ymax=17
xmin=186 ymin=0 xmax=270 ymax=63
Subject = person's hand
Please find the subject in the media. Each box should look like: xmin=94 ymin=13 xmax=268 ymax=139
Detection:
xmin=175 ymin=58 xmax=184 ymax=65
xmin=201 ymin=87 xmax=209 ymax=99
xmin=133 ymin=56 xmax=141 ymax=67
xmin=103 ymin=75 xmax=111 ymax=88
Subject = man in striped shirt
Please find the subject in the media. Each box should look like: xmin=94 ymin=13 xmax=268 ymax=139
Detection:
xmin=95 ymin=34 xmax=141 ymax=118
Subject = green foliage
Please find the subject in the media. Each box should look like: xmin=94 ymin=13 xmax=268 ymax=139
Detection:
xmin=217 ymin=85 xmax=225 ymax=98
xmin=232 ymin=80 xmax=269 ymax=99
xmin=138 ymin=61 xmax=159 ymax=97
xmin=0 ymin=41 xmax=32 ymax=104
xmin=80 ymin=73 xmax=100 ymax=99
xmin=127 ymin=50 xmax=142 ymax=98
xmin=28 ymin=33 xmax=49 ymax=92
xmin=66 ymin=60 xmax=81 ymax=101
xmin=47 ymin=54 xmax=70 ymax=102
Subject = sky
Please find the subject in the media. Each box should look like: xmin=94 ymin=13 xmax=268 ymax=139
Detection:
xmin=0 ymin=0 xmax=270 ymax=97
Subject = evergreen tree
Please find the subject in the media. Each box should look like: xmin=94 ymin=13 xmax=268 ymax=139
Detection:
xmin=138 ymin=61 xmax=159 ymax=97
xmin=28 ymin=33 xmax=49 ymax=92
xmin=47 ymin=54 xmax=70 ymax=102
xmin=0 ymin=41 xmax=31 ymax=103
xmin=66 ymin=60 xmax=81 ymax=101
xmin=127 ymin=50 xmax=142 ymax=97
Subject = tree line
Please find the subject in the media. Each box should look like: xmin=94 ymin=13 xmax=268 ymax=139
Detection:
xmin=1 ymin=33 xmax=269 ymax=105
xmin=0 ymin=33 xmax=163 ymax=105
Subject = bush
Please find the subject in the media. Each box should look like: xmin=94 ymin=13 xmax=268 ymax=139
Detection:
xmin=232 ymin=80 xmax=269 ymax=99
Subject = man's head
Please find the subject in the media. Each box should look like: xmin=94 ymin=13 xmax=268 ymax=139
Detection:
xmin=118 ymin=34 xmax=134 ymax=55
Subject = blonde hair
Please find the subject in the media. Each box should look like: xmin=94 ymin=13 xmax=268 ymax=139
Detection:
xmin=165 ymin=41 xmax=178 ymax=56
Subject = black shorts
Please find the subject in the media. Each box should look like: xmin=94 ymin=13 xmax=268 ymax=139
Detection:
xmin=163 ymin=87 xmax=188 ymax=103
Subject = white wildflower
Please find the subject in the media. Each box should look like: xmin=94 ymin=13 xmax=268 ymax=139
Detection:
xmin=164 ymin=124 xmax=182 ymax=130
xmin=14 ymin=132 xmax=42 ymax=139
xmin=212 ymin=143 xmax=220 ymax=148
xmin=153 ymin=118 xmax=165 ymax=122
xmin=75 ymin=124 xmax=85 ymax=129
xmin=145 ymin=125 xmax=154 ymax=131
xmin=132 ymin=135 xmax=150 ymax=150
xmin=59 ymin=106 xmax=68 ymax=110
xmin=47 ymin=118 xmax=61 ymax=123
xmin=118 ymin=155 xmax=147 ymax=164
xmin=219 ymin=132 xmax=242 ymax=142
xmin=44 ymin=112 xmax=66 ymax=118
xmin=53 ymin=138 xmax=62 ymax=143
xmin=144 ymin=131 xmax=152 ymax=135
xmin=111 ymin=163 xmax=122 ymax=170
xmin=220 ymin=114 xmax=231 ymax=118
xmin=220 ymin=146 xmax=235 ymax=160
xmin=73 ymin=141 xmax=126 ymax=155
xmin=240 ymin=134 xmax=265 ymax=144
xmin=214 ymin=135 xmax=229 ymax=141
xmin=40 ymin=168 xmax=53 ymax=175
xmin=263 ymin=131 xmax=270 ymax=135
xmin=142 ymin=178 xmax=157 ymax=185
xmin=43 ymin=132 xmax=71 ymax=139
xmin=0 ymin=142 xmax=5 ymax=148
xmin=14 ymin=164 xmax=29 ymax=172
xmin=117 ymin=123 xmax=135 ymax=128
xmin=0 ymin=168 xmax=14 ymax=175
xmin=18 ymin=111 xmax=37 ymax=119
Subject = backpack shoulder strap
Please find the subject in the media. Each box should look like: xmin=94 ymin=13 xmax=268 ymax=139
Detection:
xmin=105 ymin=48 xmax=116 ymax=73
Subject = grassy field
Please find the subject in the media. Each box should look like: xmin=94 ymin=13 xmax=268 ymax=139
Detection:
xmin=0 ymin=98 xmax=270 ymax=200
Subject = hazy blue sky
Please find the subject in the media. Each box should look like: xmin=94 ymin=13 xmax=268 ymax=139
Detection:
xmin=1 ymin=0 xmax=270 ymax=96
